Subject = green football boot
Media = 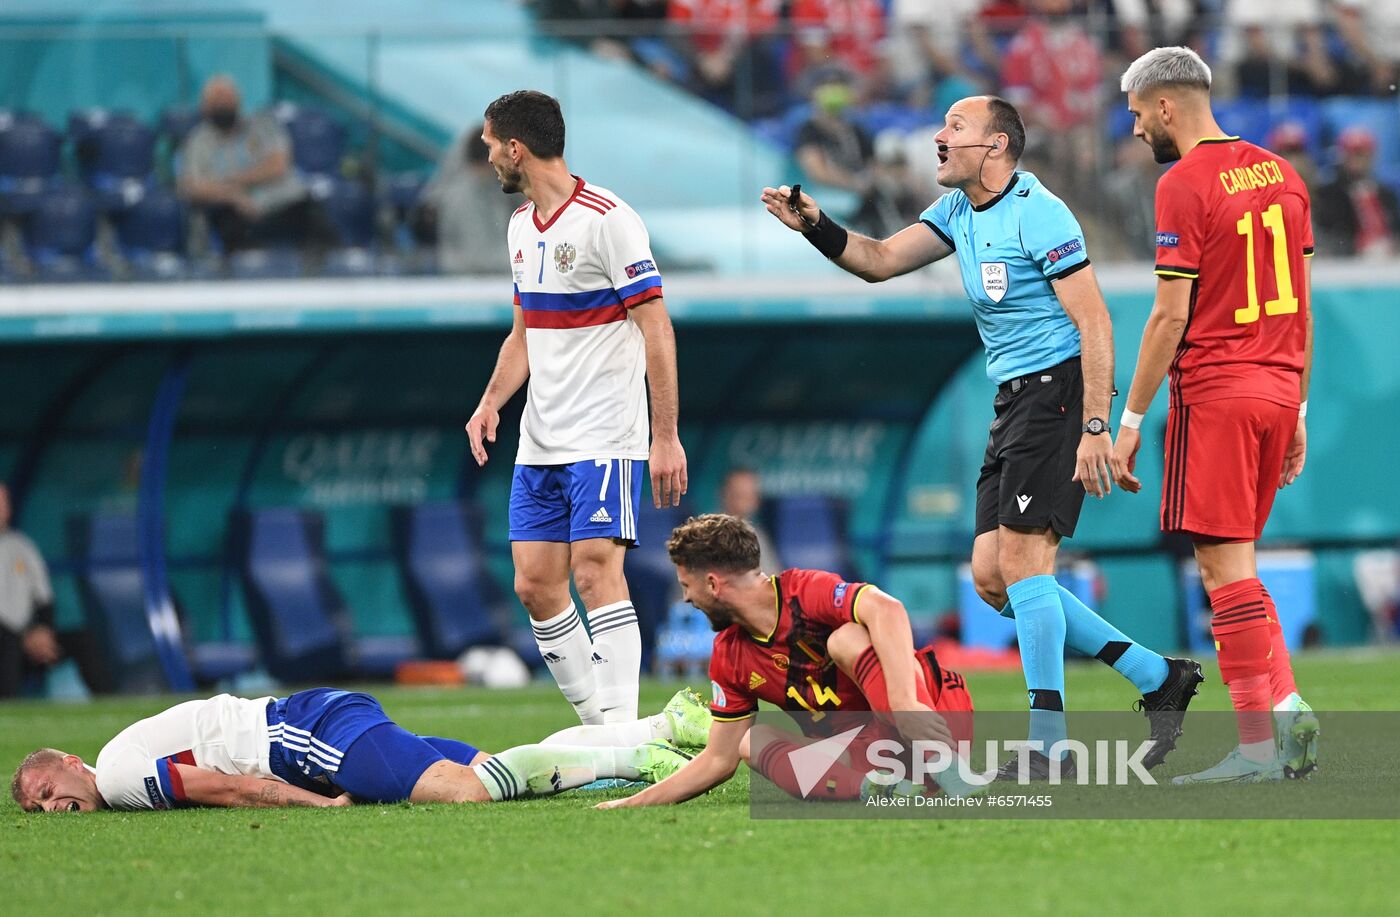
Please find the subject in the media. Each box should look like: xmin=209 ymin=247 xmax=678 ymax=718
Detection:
xmin=1276 ymin=699 xmax=1320 ymax=780
xmin=662 ymin=687 xmax=713 ymax=752
xmin=1171 ymin=747 xmax=1284 ymax=785
xmin=634 ymin=740 xmax=694 ymax=785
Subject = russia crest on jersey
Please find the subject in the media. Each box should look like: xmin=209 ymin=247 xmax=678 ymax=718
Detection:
xmin=981 ymin=261 xmax=1008 ymax=303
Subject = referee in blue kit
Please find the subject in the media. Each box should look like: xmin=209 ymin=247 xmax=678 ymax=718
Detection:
xmin=762 ymin=96 xmax=1200 ymax=780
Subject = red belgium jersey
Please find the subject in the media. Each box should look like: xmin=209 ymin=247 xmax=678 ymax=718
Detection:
xmin=708 ymin=569 xmax=873 ymax=727
xmin=1152 ymin=137 xmax=1313 ymax=409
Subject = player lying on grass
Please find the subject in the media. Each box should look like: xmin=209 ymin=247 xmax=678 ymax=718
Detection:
xmin=598 ymin=513 xmax=984 ymax=809
xmin=11 ymin=686 xmax=710 ymax=812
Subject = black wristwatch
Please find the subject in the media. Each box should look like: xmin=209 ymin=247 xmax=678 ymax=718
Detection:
xmin=1083 ymin=417 xmax=1109 ymax=435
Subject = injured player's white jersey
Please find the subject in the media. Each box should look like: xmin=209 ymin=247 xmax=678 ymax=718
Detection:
xmin=95 ymin=694 xmax=276 ymax=810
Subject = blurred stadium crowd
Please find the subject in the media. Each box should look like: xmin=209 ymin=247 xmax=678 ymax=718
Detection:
xmin=0 ymin=0 xmax=1396 ymax=280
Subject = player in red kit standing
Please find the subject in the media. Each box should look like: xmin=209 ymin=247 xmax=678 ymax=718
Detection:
xmin=1111 ymin=47 xmax=1318 ymax=784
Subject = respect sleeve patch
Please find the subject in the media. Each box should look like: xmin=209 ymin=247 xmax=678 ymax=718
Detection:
xmin=1156 ymin=232 xmax=1181 ymax=248
xmin=1046 ymin=238 xmax=1084 ymax=263
xmin=624 ymin=259 xmax=657 ymax=279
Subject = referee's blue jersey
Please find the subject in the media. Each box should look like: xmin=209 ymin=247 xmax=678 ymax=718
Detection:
xmin=920 ymin=170 xmax=1090 ymax=384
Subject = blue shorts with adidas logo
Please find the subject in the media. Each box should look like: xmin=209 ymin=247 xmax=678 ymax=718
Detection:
xmin=509 ymin=459 xmax=644 ymax=545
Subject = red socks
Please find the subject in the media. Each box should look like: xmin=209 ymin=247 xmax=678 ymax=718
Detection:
xmin=751 ymin=735 xmax=867 ymax=800
xmin=1209 ymin=578 xmax=1278 ymax=746
xmin=1260 ymin=585 xmax=1299 ymax=702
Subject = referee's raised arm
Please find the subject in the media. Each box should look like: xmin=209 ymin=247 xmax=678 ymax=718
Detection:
xmin=760 ymin=184 xmax=953 ymax=282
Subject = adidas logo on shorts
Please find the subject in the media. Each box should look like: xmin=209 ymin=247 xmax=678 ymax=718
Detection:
xmin=590 ymin=507 xmax=613 ymax=524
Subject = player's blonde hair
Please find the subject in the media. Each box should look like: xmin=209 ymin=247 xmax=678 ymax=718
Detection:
xmin=667 ymin=514 xmax=761 ymax=575
xmin=10 ymin=747 xmax=64 ymax=809
xmin=1120 ymin=46 xmax=1212 ymax=95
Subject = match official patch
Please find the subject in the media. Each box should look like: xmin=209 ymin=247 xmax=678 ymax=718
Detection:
xmin=1046 ymin=239 xmax=1084 ymax=263
xmin=1156 ymin=232 xmax=1181 ymax=248
xmin=624 ymin=259 xmax=657 ymax=279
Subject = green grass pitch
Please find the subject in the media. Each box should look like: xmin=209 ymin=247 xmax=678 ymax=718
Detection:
xmin=3 ymin=653 xmax=1396 ymax=916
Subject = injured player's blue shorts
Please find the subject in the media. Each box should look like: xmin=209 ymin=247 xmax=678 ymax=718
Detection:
xmin=267 ymin=688 xmax=480 ymax=802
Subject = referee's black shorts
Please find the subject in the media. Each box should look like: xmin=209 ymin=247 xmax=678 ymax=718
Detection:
xmin=974 ymin=356 xmax=1086 ymax=539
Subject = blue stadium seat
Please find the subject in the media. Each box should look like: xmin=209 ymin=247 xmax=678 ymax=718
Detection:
xmin=159 ymin=108 xmax=202 ymax=144
xmin=765 ymin=495 xmax=857 ymax=579
xmin=23 ymin=185 xmax=109 ymax=282
xmin=623 ymin=500 xmax=691 ymax=669
xmin=69 ymin=512 xmax=255 ymax=687
xmin=230 ymin=508 xmax=353 ymax=683
xmin=390 ymin=501 xmax=506 ymax=659
xmin=74 ymin=113 xmax=157 ymax=211
xmin=0 ymin=115 xmax=61 ymax=216
xmin=277 ymin=104 xmax=347 ymax=180
xmin=323 ymin=178 xmax=377 ymax=248
xmin=115 ymin=187 xmax=189 ymax=280
xmin=1213 ymin=97 xmax=1324 ymax=159
xmin=67 ymin=513 xmax=165 ymax=694
xmin=228 ymin=247 xmax=304 ymax=280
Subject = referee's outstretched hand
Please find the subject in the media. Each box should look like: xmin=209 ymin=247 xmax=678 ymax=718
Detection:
xmin=760 ymin=185 xmax=820 ymax=233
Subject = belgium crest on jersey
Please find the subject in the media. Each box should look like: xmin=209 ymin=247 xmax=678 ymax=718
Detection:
xmin=554 ymin=241 xmax=577 ymax=273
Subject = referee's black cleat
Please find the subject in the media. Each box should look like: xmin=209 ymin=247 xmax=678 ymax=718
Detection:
xmin=994 ymin=749 xmax=1077 ymax=783
xmin=1134 ymin=656 xmax=1205 ymax=770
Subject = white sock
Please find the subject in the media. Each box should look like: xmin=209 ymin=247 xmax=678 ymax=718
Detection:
xmin=472 ymin=744 xmax=638 ymax=801
xmin=540 ymin=713 xmax=668 ymax=747
xmin=586 ymin=600 xmax=642 ymax=723
xmin=1273 ymin=691 xmax=1303 ymax=713
xmin=532 ymin=604 xmax=603 ymax=725
xmin=1240 ymin=740 xmax=1276 ymax=764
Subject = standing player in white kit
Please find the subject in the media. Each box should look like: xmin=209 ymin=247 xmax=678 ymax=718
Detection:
xmin=467 ymin=90 xmax=687 ymax=725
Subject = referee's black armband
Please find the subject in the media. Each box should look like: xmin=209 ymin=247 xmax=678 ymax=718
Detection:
xmin=803 ymin=211 xmax=849 ymax=260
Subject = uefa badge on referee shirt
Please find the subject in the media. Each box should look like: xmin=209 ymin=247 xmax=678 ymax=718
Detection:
xmin=554 ymin=242 xmax=577 ymax=273
xmin=981 ymin=261 xmax=1008 ymax=303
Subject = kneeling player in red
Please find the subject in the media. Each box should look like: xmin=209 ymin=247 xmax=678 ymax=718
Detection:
xmin=596 ymin=513 xmax=982 ymax=810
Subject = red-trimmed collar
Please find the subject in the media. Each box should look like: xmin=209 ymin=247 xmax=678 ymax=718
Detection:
xmin=533 ymin=175 xmax=586 ymax=233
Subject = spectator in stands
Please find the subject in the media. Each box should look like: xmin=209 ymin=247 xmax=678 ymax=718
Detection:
xmin=1267 ymin=120 xmax=1319 ymax=190
xmin=420 ymin=125 xmax=520 ymax=275
xmin=0 ymin=483 xmax=106 ymax=699
xmin=719 ymin=468 xmax=780 ymax=571
xmin=1103 ymin=133 xmax=1161 ymax=259
xmin=1001 ymin=0 xmax=1102 ymax=203
xmin=794 ymin=67 xmax=875 ymax=197
xmin=177 ymin=75 xmax=336 ymax=257
xmin=852 ymin=133 xmax=929 ymax=239
xmin=1225 ymin=0 xmax=1322 ymax=96
xmin=667 ymin=0 xmax=786 ymax=118
xmin=1315 ymin=127 xmax=1400 ymax=258
xmin=1109 ymin=0 xmax=1195 ymax=61
xmin=789 ymin=0 xmax=886 ymax=83
xmin=884 ymin=0 xmax=993 ymax=108
xmin=1334 ymin=0 xmax=1400 ymax=97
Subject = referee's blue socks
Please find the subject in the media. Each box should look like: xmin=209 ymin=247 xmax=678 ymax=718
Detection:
xmin=1006 ymin=574 xmax=1068 ymax=757
xmin=1000 ymin=585 xmax=1169 ymax=695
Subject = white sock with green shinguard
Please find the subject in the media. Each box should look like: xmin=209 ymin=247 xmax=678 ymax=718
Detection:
xmin=472 ymin=744 xmax=640 ymax=801
xmin=532 ymin=604 xmax=605 ymax=725
xmin=540 ymin=715 xmax=668 ymax=748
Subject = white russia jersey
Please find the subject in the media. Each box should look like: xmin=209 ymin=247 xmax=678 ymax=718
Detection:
xmin=94 ymin=694 xmax=276 ymax=810
xmin=508 ymin=178 xmax=664 ymax=465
